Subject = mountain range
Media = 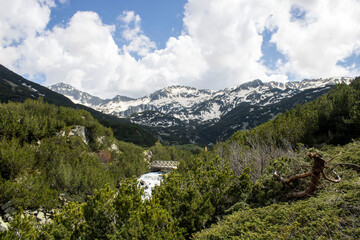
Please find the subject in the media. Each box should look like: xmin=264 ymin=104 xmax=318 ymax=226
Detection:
xmin=0 ymin=64 xmax=156 ymax=146
xmin=49 ymin=77 xmax=353 ymax=144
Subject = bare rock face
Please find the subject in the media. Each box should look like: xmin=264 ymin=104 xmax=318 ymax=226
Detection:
xmin=68 ymin=125 xmax=88 ymax=145
xmin=57 ymin=125 xmax=89 ymax=145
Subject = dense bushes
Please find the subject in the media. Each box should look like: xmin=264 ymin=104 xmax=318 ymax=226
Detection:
xmin=153 ymin=152 xmax=252 ymax=237
xmin=216 ymin=77 xmax=360 ymax=184
xmin=194 ymin=141 xmax=360 ymax=239
xmin=0 ymin=99 xmax=149 ymax=209
xmin=3 ymin=179 xmax=184 ymax=239
xmin=149 ymin=141 xmax=195 ymax=163
xmin=229 ymin=77 xmax=360 ymax=148
xmin=2 ymin=79 xmax=360 ymax=239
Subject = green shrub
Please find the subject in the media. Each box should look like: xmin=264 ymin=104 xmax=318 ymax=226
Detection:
xmin=0 ymin=175 xmax=59 ymax=209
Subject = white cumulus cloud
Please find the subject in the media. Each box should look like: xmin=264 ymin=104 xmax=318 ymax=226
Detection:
xmin=271 ymin=0 xmax=360 ymax=79
xmin=118 ymin=11 xmax=157 ymax=57
xmin=0 ymin=0 xmax=360 ymax=98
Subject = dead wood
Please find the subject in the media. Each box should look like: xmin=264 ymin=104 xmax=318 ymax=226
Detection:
xmin=274 ymin=152 xmax=342 ymax=198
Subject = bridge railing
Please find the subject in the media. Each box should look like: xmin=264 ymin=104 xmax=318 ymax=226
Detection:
xmin=150 ymin=160 xmax=179 ymax=170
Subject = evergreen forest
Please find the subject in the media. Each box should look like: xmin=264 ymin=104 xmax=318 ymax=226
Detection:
xmin=1 ymin=78 xmax=360 ymax=239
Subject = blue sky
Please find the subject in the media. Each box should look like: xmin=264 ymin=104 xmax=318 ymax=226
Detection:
xmin=49 ymin=0 xmax=186 ymax=49
xmin=1 ymin=0 xmax=360 ymax=98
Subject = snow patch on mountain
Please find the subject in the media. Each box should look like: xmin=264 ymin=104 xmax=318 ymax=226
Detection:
xmin=49 ymin=77 xmax=353 ymax=126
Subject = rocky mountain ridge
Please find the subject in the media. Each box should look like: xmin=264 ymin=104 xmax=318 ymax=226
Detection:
xmin=0 ymin=64 xmax=156 ymax=146
xmin=50 ymin=77 xmax=353 ymax=126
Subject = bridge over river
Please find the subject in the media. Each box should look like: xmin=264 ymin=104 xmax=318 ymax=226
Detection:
xmin=150 ymin=160 xmax=178 ymax=172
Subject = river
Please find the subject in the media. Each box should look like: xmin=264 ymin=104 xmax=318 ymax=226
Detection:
xmin=138 ymin=171 xmax=164 ymax=198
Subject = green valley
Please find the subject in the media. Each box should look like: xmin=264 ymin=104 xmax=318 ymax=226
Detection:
xmin=0 ymin=77 xmax=360 ymax=239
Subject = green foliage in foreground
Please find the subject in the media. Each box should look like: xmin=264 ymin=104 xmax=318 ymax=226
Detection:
xmin=2 ymin=179 xmax=185 ymax=240
xmin=2 ymin=141 xmax=359 ymax=240
xmin=1 ymin=79 xmax=360 ymax=239
xmin=194 ymin=189 xmax=360 ymax=239
xmin=193 ymin=141 xmax=360 ymax=239
xmin=153 ymin=152 xmax=252 ymax=237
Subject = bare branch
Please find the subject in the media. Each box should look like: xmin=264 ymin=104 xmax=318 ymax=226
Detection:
xmin=275 ymin=151 xmax=343 ymax=199
xmin=326 ymin=152 xmax=342 ymax=163
xmin=274 ymin=171 xmax=287 ymax=184
xmin=280 ymin=170 xmax=313 ymax=184
xmin=321 ymin=170 xmax=341 ymax=183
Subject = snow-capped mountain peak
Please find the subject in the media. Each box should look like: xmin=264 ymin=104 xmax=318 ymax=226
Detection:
xmin=49 ymin=77 xmax=354 ymax=125
xmin=49 ymin=83 xmax=105 ymax=107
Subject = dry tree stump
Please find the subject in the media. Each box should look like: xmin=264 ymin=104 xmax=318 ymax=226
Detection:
xmin=274 ymin=152 xmax=342 ymax=198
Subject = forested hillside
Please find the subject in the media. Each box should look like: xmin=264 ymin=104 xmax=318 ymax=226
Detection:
xmin=0 ymin=100 xmax=149 ymax=209
xmin=0 ymin=64 xmax=156 ymax=146
xmin=1 ymin=78 xmax=360 ymax=239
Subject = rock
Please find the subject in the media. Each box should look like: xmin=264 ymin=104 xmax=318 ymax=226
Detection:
xmin=36 ymin=211 xmax=46 ymax=224
xmin=36 ymin=211 xmax=45 ymax=219
xmin=0 ymin=217 xmax=9 ymax=232
xmin=97 ymin=136 xmax=105 ymax=144
xmin=110 ymin=143 xmax=119 ymax=151
xmin=4 ymin=207 xmax=16 ymax=215
xmin=1 ymin=200 xmax=13 ymax=211
xmin=68 ymin=125 xmax=88 ymax=144
xmin=24 ymin=210 xmax=31 ymax=217
xmin=56 ymin=130 xmax=66 ymax=137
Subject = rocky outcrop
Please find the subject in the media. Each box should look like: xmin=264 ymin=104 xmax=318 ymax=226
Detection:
xmin=68 ymin=125 xmax=88 ymax=144
xmin=57 ymin=125 xmax=89 ymax=145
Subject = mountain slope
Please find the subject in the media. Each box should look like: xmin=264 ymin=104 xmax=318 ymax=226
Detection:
xmin=193 ymin=77 xmax=360 ymax=239
xmin=50 ymin=77 xmax=353 ymax=144
xmin=0 ymin=65 xmax=156 ymax=146
xmin=50 ymin=78 xmax=352 ymax=124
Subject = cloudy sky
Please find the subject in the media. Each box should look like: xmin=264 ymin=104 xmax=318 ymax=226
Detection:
xmin=1 ymin=0 xmax=360 ymax=98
